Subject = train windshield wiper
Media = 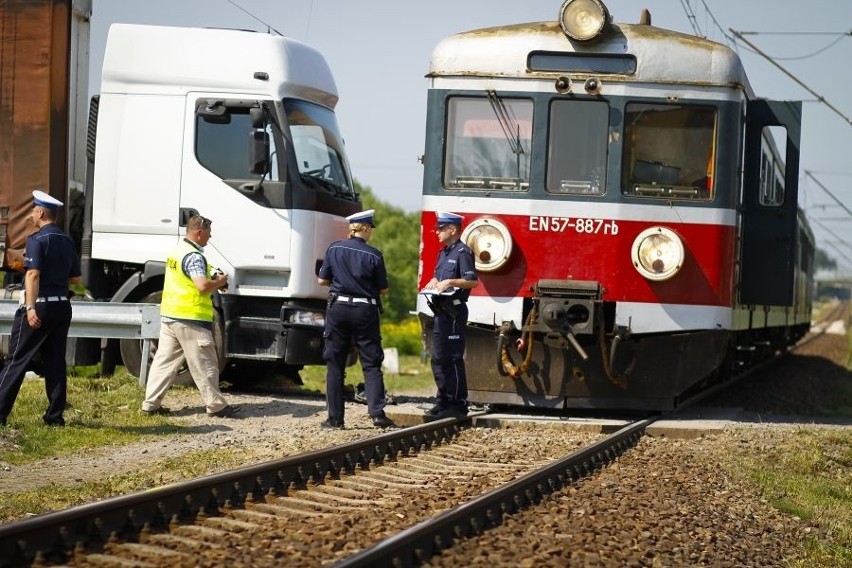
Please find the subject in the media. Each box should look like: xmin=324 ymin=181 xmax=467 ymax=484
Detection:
xmin=486 ymin=90 xmax=526 ymax=157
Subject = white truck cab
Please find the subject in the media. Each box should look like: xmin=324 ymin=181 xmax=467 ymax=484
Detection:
xmin=84 ymin=24 xmax=360 ymax=377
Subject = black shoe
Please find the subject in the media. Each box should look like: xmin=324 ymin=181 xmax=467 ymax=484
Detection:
xmin=432 ymin=402 xmax=468 ymax=418
xmin=210 ymin=404 xmax=242 ymax=418
xmin=142 ymin=406 xmax=171 ymax=416
xmin=426 ymin=400 xmax=448 ymax=416
xmin=321 ymin=418 xmax=345 ymax=430
xmin=371 ymin=414 xmax=396 ymax=428
xmin=43 ymin=418 xmax=65 ymax=427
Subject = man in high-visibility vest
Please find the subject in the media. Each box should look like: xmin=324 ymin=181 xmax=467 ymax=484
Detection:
xmin=141 ymin=214 xmax=240 ymax=418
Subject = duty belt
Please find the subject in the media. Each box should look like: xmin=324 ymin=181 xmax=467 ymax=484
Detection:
xmin=36 ymin=296 xmax=69 ymax=302
xmin=335 ymin=295 xmax=377 ymax=305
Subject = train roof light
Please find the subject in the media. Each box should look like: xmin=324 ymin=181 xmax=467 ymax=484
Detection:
xmin=461 ymin=218 xmax=513 ymax=273
xmin=631 ymin=226 xmax=684 ymax=281
xmin=559 ymin=0 xmax=610 ymax=42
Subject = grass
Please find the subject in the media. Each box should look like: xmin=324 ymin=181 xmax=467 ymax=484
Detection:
xmin=0 ymin=447 xmax=247 ymax=522
xmin=0 ymin=371 xmax=182 ymax=465
xmin=724 ymin=428 xmax=852 ymax=567
xmin=0 ymin=357 xmax=436 ymax=523
xmin=300 ymin=354 xmax=436 ymax=396
xmin=0 ymin=356 xmax=436 ymax=468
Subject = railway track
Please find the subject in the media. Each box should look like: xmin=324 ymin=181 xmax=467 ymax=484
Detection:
xmin=0 ymin=415 xmax=653 ymax=567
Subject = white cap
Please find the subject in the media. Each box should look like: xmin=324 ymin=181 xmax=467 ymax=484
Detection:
xmin=435 ymin=211 xmax=464 ymax=225
xmin=32 ymin=189 xmax=63 ymax=209
xmin=345 ymin=209 xmax=376 ymax=226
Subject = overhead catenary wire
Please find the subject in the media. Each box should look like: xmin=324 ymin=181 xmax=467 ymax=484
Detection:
xmin=223 ymin=0 xmax=283 ymax=35
xmin=760 ymin=34 xmax=846 ymax=61
xmin=802 ymin=171 xmax=852 ymax=276
xmin=804 ymin=170 xmax=852 ymax=219
xmin=676 ymin=2 xmax=850 ymax=126
xmin=730 ymin=30 xmax=852 ymax=127
xmin=811 ymin=219 xmax=852 ymax=255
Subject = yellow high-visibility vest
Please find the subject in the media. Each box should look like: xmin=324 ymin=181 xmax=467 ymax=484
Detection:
xmin=160 ymin=240 xmax=213 ymax=322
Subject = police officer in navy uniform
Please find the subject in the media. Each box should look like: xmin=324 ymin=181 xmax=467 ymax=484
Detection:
xmin=0 ymin=190 xmax=82 ymax=427
xmin=423 ymin=211 xmax=478 ymax=418
xmin=318 ymin=209 xmax=395 ymax=429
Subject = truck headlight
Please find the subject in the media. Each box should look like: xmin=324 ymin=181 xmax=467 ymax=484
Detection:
xmin=461 ymin=218 xmax=513 ymax=272
xmin=284 ymin=308 xmax=325 ymax=327
xmin=631 ymin=226 xmax=684 ymax=281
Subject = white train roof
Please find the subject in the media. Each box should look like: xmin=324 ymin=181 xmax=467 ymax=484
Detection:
xmin=101 ymin=24 xmax=339 ymax=108
xmin=429 ymin=21 xmax=751 ymax=94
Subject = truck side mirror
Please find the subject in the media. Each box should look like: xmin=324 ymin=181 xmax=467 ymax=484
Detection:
xmin=197 ymin=99 xmax=230 ymax=124
xmin=250 ymin=106 xmax=266 ymax=129
xmin=249 ymin=130 xmax=270 ymax=175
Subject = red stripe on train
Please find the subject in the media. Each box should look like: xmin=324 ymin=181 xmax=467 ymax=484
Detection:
xmin=419 ymin=213 xmax=736 ymax=307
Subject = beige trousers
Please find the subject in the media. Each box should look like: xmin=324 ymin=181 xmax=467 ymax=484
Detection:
xmin=142 ymin=320 xmax=227 ymax=414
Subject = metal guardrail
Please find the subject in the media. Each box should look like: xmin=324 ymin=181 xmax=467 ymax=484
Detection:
xmin=0 ymin=299 xmax=161 ymax=385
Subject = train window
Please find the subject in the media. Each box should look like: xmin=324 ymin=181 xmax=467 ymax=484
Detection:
xmin=443 ymin=96 xmax=533 ymax=192
xmin=546 ymin=100 xmax=608 ymax=195
xmin=621 ymin=103 xmax=716 ymax=201
xmin=758 ymin=126 xmax=787 ymax=206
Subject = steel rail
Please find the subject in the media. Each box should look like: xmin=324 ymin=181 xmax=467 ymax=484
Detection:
xmin=0 ymin=418 xmax=469 ymax=567
xmin=334 ymin=417 xmax=655 ymax=568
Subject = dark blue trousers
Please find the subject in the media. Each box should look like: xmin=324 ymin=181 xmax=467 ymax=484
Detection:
xmin=0 ymin=301 xmax=72 ymax=424
xmin=323 ymin=301 xmax=386 ymax=423
xmin=430 ymin=303 xmax=468 ymax=403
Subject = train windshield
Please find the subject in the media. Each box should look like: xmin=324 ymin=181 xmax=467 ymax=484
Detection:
xmin=443 ymin=96 xmax=533 ymax=192
xmin=622 ymin=103 xmax=717 ymax=201
xmin=284 ymin=99 xmax=354 ymax=199
xmin=547 ymin=100 xmax=609 ymax=195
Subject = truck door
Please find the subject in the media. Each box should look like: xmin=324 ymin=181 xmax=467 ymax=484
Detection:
xmin=739 ymin=100 xmax=802 ymax=306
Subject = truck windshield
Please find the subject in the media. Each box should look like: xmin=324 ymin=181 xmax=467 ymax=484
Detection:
xmin=284 ymin=99 xmax=354 ymax=199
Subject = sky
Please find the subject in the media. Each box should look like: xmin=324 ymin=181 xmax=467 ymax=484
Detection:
xmin=87 ymin=1 xmax=852 ymax=275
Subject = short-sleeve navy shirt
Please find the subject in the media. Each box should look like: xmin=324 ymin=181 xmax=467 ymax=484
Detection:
xmin=23 ymin=224 xmax=81 ymax=297
xmin=318 ymin=237 xmax=388 ymax=298
xmin=434 ymin=239 xmax=477 ymax=301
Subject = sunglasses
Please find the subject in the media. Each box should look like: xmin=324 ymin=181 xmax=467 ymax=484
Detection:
xmin=189 ymin=215 xmax=212 ymax=229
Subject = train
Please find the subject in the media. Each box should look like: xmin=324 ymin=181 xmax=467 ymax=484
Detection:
xmin=415 ymin=0 xmax=815 ymax=411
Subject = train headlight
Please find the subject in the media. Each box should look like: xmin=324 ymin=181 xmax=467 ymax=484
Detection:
xmin=631 ymin=227 xmax=684 ymax=281
xmin=461 ymin=218 xmax=513 ymax=272
xmin=559 ymin=0 xmax=610 ymax=42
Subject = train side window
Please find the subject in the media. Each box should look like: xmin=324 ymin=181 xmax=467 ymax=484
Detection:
xmin=621 ymin=103 xmax=716 ymax=201
xmin=546 ymin=100 xmax=608 ymax=195
xmin=443 ymin=96 xmax=533 ymax=192
xmin=758 ymin=125 xmax=787 ymax=206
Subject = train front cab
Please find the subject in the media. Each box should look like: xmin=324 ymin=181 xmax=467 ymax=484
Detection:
xmin=457 ymin=100 xmax=806 ymax=412
xmin=417 ymin=8 xmax=808 ymax=412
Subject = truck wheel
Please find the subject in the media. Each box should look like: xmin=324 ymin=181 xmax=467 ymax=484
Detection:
xmin=119 ymin=291 xmax=226 ymax=384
